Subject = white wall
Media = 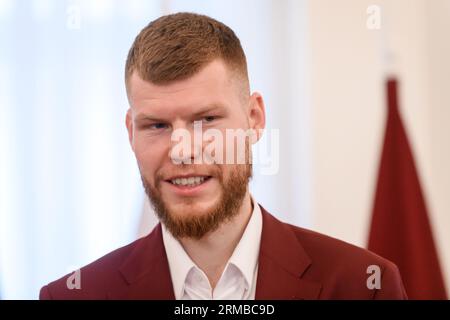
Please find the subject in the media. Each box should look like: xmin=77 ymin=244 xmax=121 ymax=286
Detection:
xmin=308 ymin=0 xmax=450 ymax=292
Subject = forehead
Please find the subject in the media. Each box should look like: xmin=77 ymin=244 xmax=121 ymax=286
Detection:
xmin=127 ymin=60 xmax=238 ymax=115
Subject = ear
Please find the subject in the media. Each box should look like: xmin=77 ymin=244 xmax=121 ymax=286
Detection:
xmin=248 ymin=92 xmax=266 ymax=143
xmin=125 ymin=108 xmax=135 ymax=151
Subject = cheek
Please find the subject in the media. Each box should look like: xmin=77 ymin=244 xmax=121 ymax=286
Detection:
xmin=217 ymin=116 xmax=251 ymax=158
xmin=134 ymin=139 xmax=167 ymax=177
xmin=216 ymin=164 xmax=232 ymax=183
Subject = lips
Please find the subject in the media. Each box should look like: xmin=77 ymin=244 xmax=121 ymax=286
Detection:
xmin=162 ymin=174 xmax=213 ymax=197
xmin=165 ymin=175 xmax=212 ymax=188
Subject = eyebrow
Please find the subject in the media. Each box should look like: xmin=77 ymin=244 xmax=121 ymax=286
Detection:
xmin=134 ymin=114 xmax=165 ymax=123
xmin=134 ymin=104 xmax=227 ymax=123
xmin=192 ymin=104 xmax=226 ymax=117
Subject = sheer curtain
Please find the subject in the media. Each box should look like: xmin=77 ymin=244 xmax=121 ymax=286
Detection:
xmin=0 ymin=0 xmax=310 ymax=299
xmin=0 ymin=0 xmax=163 ymax=299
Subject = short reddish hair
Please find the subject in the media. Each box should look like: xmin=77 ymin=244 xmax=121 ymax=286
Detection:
xmin=125 ymin=12 xmax=249 ymax=93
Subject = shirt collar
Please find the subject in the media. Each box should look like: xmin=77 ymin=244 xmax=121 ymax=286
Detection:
xmin=161 ymin=195 xmax=263 ymax=299
xmin=227 ymin=196 xmax=262 ymax=290
xmin=161 ymin=223 xmax=196 ymax=299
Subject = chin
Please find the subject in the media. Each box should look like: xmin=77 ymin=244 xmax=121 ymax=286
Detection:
xmin=167 ymin=198 xmax=218 ymax=217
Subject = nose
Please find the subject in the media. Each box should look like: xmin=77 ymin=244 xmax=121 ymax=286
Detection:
xmin=169 ymin=122 xmax=203 ymax=165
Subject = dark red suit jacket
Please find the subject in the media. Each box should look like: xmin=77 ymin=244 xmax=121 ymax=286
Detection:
xmin=40 ymin=206 xmax=407 ymax=299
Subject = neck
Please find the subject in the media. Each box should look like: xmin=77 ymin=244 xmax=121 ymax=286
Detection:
xmin=178 ymin=191 xmax=253 ymax=289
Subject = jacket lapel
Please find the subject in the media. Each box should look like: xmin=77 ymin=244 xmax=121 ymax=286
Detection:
xmin=255 ymin=207 xmax=322 ymax=299
xmin=109 ymin=224 xmax=175 ymax=299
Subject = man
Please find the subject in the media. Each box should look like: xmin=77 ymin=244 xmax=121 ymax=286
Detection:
xmin=40 ymin=12 xmax=407 ymax=300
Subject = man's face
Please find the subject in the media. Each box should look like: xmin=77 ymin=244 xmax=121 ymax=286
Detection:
xmin=126 ymin=59 xmax=264 ymax=239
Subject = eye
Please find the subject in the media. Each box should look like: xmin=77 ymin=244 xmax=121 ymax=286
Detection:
xmin=149 ymin=123 xmax=169 ymax=130
xmin=203 ymin=116 xmax=217 ymax=123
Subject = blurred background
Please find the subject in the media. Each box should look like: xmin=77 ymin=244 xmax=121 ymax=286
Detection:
xmin=0 ymin=0 xmax=449 ymax=299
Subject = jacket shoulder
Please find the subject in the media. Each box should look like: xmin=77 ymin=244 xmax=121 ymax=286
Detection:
xmin=40 ymin=235 xmax=147 ymax=300
xmin=286 ymin=223 xmax=407 ymax=299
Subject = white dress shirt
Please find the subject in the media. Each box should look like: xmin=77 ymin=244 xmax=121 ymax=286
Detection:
xmin=161 ymin=196 xmax=263 ymax=300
